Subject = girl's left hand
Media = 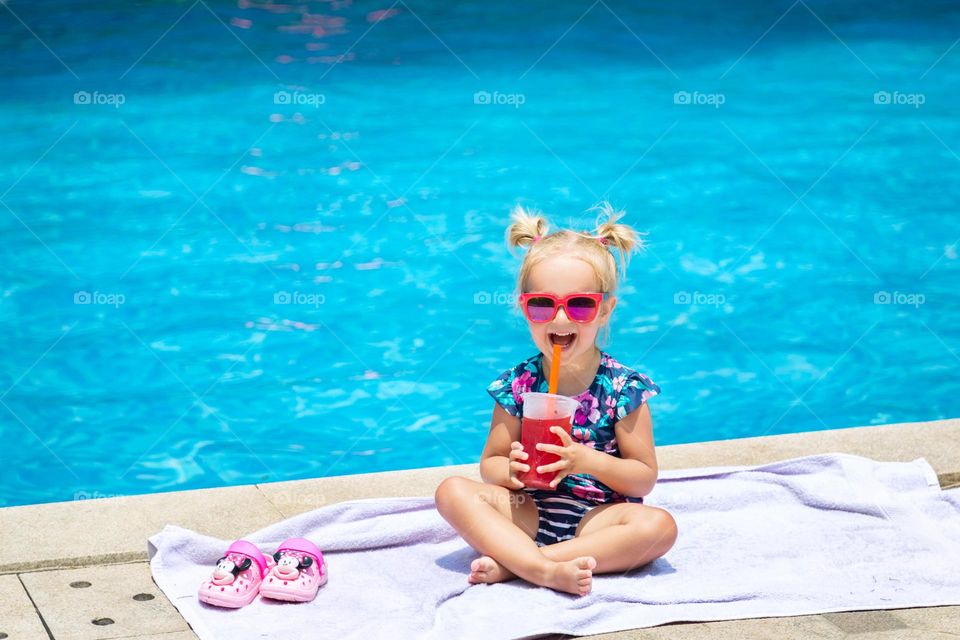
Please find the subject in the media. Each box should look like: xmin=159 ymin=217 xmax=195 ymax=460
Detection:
xmin=535 ymin=426 xmax=595 ymax=489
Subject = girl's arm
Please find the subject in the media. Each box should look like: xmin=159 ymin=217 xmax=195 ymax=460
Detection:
xmin=479 ymin=403 xmax=524 ymax=489
xmin=589 ymin=402 xmax=659 ymax=498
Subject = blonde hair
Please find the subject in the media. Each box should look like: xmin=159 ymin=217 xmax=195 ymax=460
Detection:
xmin=506 ymin=201 xmax=644 ymax=293
xmin=505 ymin=201 xmax=647 ymax=345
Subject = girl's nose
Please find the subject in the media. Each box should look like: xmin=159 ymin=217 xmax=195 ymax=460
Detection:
xmin=555 ymin=305 xmax=570 ymax=322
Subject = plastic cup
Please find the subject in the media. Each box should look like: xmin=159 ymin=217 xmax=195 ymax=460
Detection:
xmin=517 ymin=392 xmax=580 ymax=490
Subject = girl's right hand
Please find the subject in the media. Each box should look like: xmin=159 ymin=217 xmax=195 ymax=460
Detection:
xmin=508 ymin=441 xmax=530 ymax=489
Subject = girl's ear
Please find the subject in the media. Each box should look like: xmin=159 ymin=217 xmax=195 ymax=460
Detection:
xmin=601 ymin=295 xmax=616 ymax=323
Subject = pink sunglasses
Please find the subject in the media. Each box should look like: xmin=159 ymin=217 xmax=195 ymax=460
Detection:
xmin=518 ymin=292 xmax=605 ymax=323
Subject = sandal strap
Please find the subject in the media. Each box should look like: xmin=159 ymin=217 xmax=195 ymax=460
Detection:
xmin=226 ymin=540 xmax=267 ymax=577
xmin=276 ymin=537 xmax=324 ymax=568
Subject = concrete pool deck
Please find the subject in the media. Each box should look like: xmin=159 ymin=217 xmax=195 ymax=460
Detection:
xmin=1 ymin=417 xmax=958 ymax=639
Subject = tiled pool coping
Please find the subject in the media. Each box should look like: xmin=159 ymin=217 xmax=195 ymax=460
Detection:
xmin=1 ymin=417 xmax=958 ymax=639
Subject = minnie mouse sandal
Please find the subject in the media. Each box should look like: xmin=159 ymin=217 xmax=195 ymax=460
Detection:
xmin=198 ymin=540 xmax=268 ymax=608
xmin=259 ymin=537 xmax=328 ymax=603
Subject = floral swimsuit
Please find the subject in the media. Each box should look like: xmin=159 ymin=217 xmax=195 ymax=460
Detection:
xmin=487 ymin=350 xmax=661 ymax=546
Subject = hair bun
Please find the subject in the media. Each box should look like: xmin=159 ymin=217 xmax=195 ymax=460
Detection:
xmin=591 ymin=201 xmax=645 ymax=277
xmin=506 ymin=204 xmax=549 ymax=250
xmin=592 ymin=202 xmax=641 ymax=252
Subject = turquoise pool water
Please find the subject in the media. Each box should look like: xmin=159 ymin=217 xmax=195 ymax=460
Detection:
xmin=1 ymin=1 xmax=958 ymax=507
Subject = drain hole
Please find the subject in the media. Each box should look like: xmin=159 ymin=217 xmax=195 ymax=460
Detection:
xmin=133 ymin=593 xmax=155 ymax=601
xmin=91 ymin=618 xmax=114 ymax=626
xmin=70 ymin=581 xmax=92 ymax=588
xmin=0 ymin=632 xmax=8 ymax=639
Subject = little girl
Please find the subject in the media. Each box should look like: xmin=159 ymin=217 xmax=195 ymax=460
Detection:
xmin=435 ymin=202 xmax=678 ymax=597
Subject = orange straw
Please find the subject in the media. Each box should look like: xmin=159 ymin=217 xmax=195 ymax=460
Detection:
xmin=548 ymin=343 xmax=562 ymax=395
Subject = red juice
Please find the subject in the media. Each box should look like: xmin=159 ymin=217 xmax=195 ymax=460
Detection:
xmin=518 ymin=415 xmax=573 ymax=490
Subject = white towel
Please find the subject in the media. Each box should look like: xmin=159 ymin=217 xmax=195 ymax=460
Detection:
xmin=148 ymin=453 xmax=960 ymax=639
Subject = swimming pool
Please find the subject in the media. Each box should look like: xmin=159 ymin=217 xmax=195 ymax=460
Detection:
xmin=1 ymin=0 xmax=957 ymax=507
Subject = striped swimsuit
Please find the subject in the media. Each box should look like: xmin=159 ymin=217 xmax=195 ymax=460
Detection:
xmin=525 ymin=489 xmax=598 ymax=547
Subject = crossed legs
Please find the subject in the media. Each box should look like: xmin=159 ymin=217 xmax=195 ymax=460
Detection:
xmin=434 ymin=476 xmax=678 ymax=596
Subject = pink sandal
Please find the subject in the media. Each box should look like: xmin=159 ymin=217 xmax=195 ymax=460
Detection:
xmin=259 ymin=537 xmax=328 ymax=603
xmin=198 ymin=540 xmax=268 ymax=608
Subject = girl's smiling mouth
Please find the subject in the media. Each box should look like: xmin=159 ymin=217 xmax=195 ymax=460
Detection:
xmin=549 ymin=331 xmax=576 ymax=351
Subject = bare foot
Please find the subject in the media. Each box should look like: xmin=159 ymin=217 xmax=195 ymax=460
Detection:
xmin=543 ymin=556 xmax=597 ymax=596
xmin=468 ymin=555 xmax=516 ymax=584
